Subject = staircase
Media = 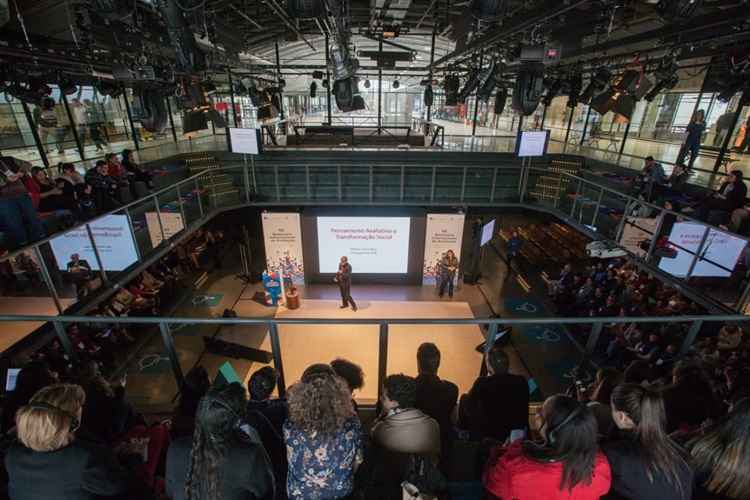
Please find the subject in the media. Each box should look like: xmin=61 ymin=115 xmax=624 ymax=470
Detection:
xmin=184 ymin=153 xmax=240 ymax=207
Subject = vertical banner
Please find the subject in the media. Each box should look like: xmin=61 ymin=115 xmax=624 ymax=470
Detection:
xmin=262 ymin=212 xmax=305 ymax=284
xmin=145 ymin=212 xmax=184 ymax=248
xmin=619 ymin=217 xmax=658 ymax=257
xmin=422 ymin=213 xmax=465 ymax=285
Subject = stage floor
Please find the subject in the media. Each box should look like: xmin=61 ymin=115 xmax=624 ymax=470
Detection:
xmin=253 ymin=298 xmax=486 ymax=402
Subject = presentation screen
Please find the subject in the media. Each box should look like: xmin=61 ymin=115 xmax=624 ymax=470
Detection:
xmin=317 ymin=217 xmax=411 ymax=273
xmin=658 ymin=222 xmax=747 ymax=278
xmin=481 ymin=219 xmax=496 ymax=246
xmin=50 ymin=215 xmax=139 ymax=272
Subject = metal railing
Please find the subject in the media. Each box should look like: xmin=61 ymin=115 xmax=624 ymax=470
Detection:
xmin=0 ymin=313 xmax=744 ymax=401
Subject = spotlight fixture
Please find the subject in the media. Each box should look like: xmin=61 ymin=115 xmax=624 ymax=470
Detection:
xmin=423 ymin=84 xmax=433 ymax=107
xmin=364 ymin=79 xmax=371 ymax=88
xmin=444 ymin=74 xmax=460 ymax=106
xmin=458 ymin=68 xmax=480 ymax=103
xmin=477 ymin=60 xmax=500 ymax=102
xmin=656 ymin=0 xmax=703 ymax=23
xmin=310 ymin=81 xmax=317 ymax=98
xmin=644 ymin=58 xmax=679 ymax=102
xmin=590 ymin=69 xmax=641 ymax=119
xmin=392 ymin=80 xmax=400 ymax=89
xmin=512 ymin=62 xmax=545 ymax=116
xmin=566 ymin=73 xmax=582 ymax=108
xmin=494 ymin=87 xmax=508 ymax=115
xmin=580 ymin=67 xmax=611 ymax=104
xmin=541 ymin=78 xmax=562 ymax=107
xmin=312 ymin=70 xmax=324 ymax=79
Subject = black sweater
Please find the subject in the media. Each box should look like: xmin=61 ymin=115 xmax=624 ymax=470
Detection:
xmin=5 ymin=439 xmax=128 ymax=500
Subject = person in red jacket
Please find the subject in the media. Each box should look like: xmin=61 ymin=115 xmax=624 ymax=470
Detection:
xmin=483 ymin=395 xmax=611 ymax=500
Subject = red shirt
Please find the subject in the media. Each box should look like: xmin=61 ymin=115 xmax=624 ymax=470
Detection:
xmin=483 ymin=441 xmax=611 ymax=500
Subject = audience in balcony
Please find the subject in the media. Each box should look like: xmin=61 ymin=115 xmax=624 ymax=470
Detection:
xmin=0 ymin=360 xmax=57 ymax=435
xmin=690 ymin=169 xmax=747 ymax=225
xmin=122 ymin=149 xmax=154 ymax=189
xmin=459 ymin=346 xmax=529 ymax=443
xmin=687 ymin=396 xmax=750 ymax=500
xmin=166 ymin=382 xmax=275 ymax=500
xmin=483 ymin=395 xmax=611 ymax=500
xmin=5 ymin=383 xmax=130 ymax=500
xmin=85 ymin=160 xmax=120 ymax=211
xmin=283 ymin=367 xmax=364 ymax=499
xmin=414 ymin=342 xmax=459 ymax=449
xmin=0 ymin=155 xmax=45 ymax=250
xmin=604 ymin=384 xmax=693 ymax=500
xmin=171 ymin=365 xmax=210 ymax=439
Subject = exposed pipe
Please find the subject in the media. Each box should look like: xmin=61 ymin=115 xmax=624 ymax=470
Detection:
xmin=262 ymin=0 xmax=317 ymax=52
xmin=228 ymin=4 xmax=263 ymax=30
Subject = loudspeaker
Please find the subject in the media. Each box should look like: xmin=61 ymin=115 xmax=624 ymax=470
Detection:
xmin=139 ymin=89 xmax=168 ymax=133
xmin=182 ymin=110 xmax=208 ymax=133
xmin=494 ymin=87 xmax=508 ymax=115
xmin=423 ymin=85 xmax=434 ymax=107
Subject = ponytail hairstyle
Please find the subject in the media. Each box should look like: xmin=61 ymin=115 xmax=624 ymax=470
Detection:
xmin=688 ymin=397 xmax=750 ymax=499
xmin=611 ymin=384 xmax=689 ymax=498
xmin=185 ymin=383 xmax=247 ymax=500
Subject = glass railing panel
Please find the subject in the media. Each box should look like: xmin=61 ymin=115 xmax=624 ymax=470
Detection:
xmin=433 ymin=166 xmax=464 ymax=203
xmin=464 ymin=166 xmax=494 ymax=203
xmin=277 ymin=164 xmax=309 ymax=201
xmin=403 ymin=166 xmax=432 ymax=202
xmin=308 ymin=165 xmax=339 ymax=201
xmin=341 ymin=165 xmax=372 ymax=202
xmin=372 ymin=166 xmax=401 ymax=202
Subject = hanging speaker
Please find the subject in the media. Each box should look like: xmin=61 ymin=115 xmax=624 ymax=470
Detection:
xmin=494 ymin=87 xmax=508 ymax=115
xmin=310 ymin=81 xmax=317 ymax=98
xmin=512 ymin=62 xmax=544 ymax=116
xmin=139 ymin=89 xmax=168 ymax=133
xmin=423 ymin=85 xmax=433 ymax=107
xmin=312 ymin=70 xmax=324 ymax=79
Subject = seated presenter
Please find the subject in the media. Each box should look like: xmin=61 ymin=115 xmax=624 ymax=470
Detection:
xmin=439 ymin=250 xmax=459 ymax=299
xmin=335 ymin=256 xmax=357 ymax=311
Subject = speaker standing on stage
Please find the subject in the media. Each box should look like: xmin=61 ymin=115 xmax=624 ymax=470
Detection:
xmin=336 ymin=256 xmax=357 ymax=311
xmin=439 ymin=249 xmax=459 ymax=299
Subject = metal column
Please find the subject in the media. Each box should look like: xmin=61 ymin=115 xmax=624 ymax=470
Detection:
xmin=165 ymin=96 xmax=178 ymax=142
xmin=377 ymin=323 xmax=388 ymax=401
xmin=52 ymin=321 xmax=76 ymax=360
xmin=580 ymin=106 xmax=592 ymax=145
xmin=562 ymin=105 xmax=574 ymax=150
xmin=268 ymin=322 xmax=286 ymax=397
xmin=159 ymin=323 xmax=184 ymax=387
xmin=85 ymin=224 xmax=108 ymax=284
xmin=227 ymin=68 xmax=240 ymax=127
xmin=275 ymin=42 xmax=285 ymax=121
xmin=377 ymin=38 xmax=383 ymax=135
xmin=714 ymin=91 xmax=746 ymax=173
xmin=325 ymin=33 xmax=332 ymax=125
xmin=121 ymin=88 xmax=141 ymax=150
xmin=680 ymin=320 xmax=703 ymax=356
xmin=426 ymin=30 xmax=436 ymax=122
xmin=61 ymin=93 xmax=85 ymax=160
xmin=540 ymin=103 xmax=548 ymax=130
xmin=618 ymin=118 xmax=632 ymax=158
xmin=20 ymin=101 xmax=49 ymax=168
xmin=472 ymin=51 xmax=484 ymax=136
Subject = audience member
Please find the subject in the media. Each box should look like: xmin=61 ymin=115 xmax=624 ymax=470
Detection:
xmin=0 ymin=155 xmax=45 ymax=248
xmin=692 ymin=170 xmax=747 ymax=225
xmin=284 ymin=368 xmax=363 ymax=499
xmin=122 ymin=149 xmax=154 ymax=189
xmin=1 ymin=360 xmax=57 ymax=434
xmin=459 ymin=346 xmax=528 ymax=442
xmin=482 ymin=395 xmax=611 ymax=500
xmin=76 ymin=359 xmax=132 ymax=442
xmin=171 ymin=365 xmax=210 ymax=439
xmin=84 ymin=160 xmax=119 ymax=211
xmin=166 ymin=382 xmax=274 ymax=500
xmin=331 ymin=358 xmax=364 ymax=412
xmin=5 ymin=384 xmax=129 ymax=500
xmin=414 ymin=343 xmax=458 ymax=446
xmin=662 ymin=361 xmax=722 ymax=433
xmin=579 ymin=367 xmax=623 ymax=439
xmin=605 ymin=383 xmax=693 ymax=500
xmin=688 ymin=396 xmax=750 ymax=500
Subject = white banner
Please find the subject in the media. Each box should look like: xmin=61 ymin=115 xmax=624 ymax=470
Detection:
xmin=146 ymin=212 xmax=184 ymax=248
xmin=262 ymin=212 xmax=305 ymax=284
xmin=619 ymin=217 xmax=658 ymax=257
xmin=423 ymin=213 xmax=465 ymax=285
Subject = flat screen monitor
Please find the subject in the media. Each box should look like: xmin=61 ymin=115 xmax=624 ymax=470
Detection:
xmin=481 ymin=219 xmax=496 ymax=246
xmin=5 ymin=368 xmax=20 ymax=392
xmin=658 ymin=222 xmax=747 ymax=278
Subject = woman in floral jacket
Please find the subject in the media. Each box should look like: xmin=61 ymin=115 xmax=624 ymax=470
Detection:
xmin=283 ymin=367 xmax=364 ymax=499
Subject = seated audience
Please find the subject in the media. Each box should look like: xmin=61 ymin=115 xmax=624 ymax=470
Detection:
xmin=1 ymin=360 xmax=57 ymax=434
xmin=76 ymin=360 xmax=133 ymax=442
xmin=415 ymin=343 xmax=458 ymax=446
xmin=166 ymin=382 xmax=275 ymax=500
xmin=717 ymin=324 xmax=744 ymax=351
xmin=459 ymin=346 xmax=528 ymax=442
xmin=482 ymin=395 xmax=611 ymax=500
xmin=331 ymin=358 xmax=364 ymax=412
xmin=692 ymin=170 xmax=747 ymax=225
xmin=171 ymin=365 xmax=210 ymax=439
xmin=688 ymin=395 xmax=750 ymax=500
xmin=662 ymin=361 xmax=722 ymax=433
xmin=579 ymin=367 xmax=623 ymax=439
xmin=31 ymin=167 xmax=74 ymax=216
xmin=284 ymin=367 xmax=364 ymax=499
xmin=0 ymin=155 xmax=45 ymax=248
xmin=84 ymin=160 xmax=119 ymax=211
xmin=122 ymin=149 xmax=153 ymax=189
xmin=605 ymin=383 xmax=693 ymax=500
xmin=5 ymin=384 xmax=129 ymax=499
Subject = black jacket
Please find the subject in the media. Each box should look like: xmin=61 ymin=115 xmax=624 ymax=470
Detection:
xmin=165 ymin=434 xmax=275 ymax=500
xmin=5 ymin=439 xmax=128 ymax=500
xmin=602 ymin=438 xmax=693 ymax=500
xmin=459 ymin=373 xmax=529 ymax=442
xmin=415 ymin=374 xmax=458 ymax=444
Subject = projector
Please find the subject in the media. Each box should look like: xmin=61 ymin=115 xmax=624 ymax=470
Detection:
xmin=586 ymin=240 xmax=627 ymax=259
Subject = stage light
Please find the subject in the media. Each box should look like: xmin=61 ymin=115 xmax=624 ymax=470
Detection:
xmin=444 ymin=74 xmax=460 ymax=106
xmin=312 ymin=70 xmax=324 ymax=79
xmin=392 ymin=80 xmax=400 ymax=89
xmin=364 ymin=79 xmax=371 ymax=88
xmin=566 ymin=74 xmax=582 ymax=108
xmin=278 ymin=78 xmax=286 ymax=88
xmin=656 ymin=0 xmax=703 ymax=23
xmin=458 ymin=69 xmax=480 ymax=103
xmin=333 ymin=77 xmax=366 ymax=112
xmin=644 ymin=58 xmax=679 ymax=102
xmin=423 ymin=85 xmax=433 ymax=107
xmin=541 ymin=78 xmax=562 ymax=107
xmin=322 ymin=79 xmax=329 ymax=89
xmin=477 ymin=60 xmax=500 ymax=102
xmin=580 ymin=68 xmax=611 ymax=104
xmin=310 ymin=81 xmax=317 ymax=98
xmin=494 ymin=87 xmax=508 ymax=115
xmin=512 ymin=62 xmax=545 ymax=116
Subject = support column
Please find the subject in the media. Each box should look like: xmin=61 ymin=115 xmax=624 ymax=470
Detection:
xmin=122 ymin=88 xmax=140 ymax=150
xmin=426 ymin=29 xmax=437 ymax=123
xmin=20 ymin=101 xmax=49 ymax=168
xmin=580 ymin=106 xmax=592 ymax=145
xmin=268 ymin=322 xmax=286 ymax=397
xmin=714 ymin=91 xmax=746 ymax=173
xmin=540 ymin=103 xmax=548 ymax=130
xmin=275 ymin=43 xmax=285 ymax=122
xmin=618 ymin=119 xmax=633 ymax=158
xmin=227 ymin=68 xmax=239 ymax=127
xmin=378 ymin=38 xmax=383 ymax=135
xmin=61 ymin=93 xmax=85 ymax=160
xmin=325 ymin=33 xmax=332 ymax=125
xmin=159 ymin=322 xmax=184 ymax=387
xmin=165 ymin=96 xmax=178 ymax=142
xmin=472 ymin=51 xmax=484 ymax=137
xmin=378 ymin=323 xmax=388 ymax=401
xmin=563 ymin=105 xmax=574 ymax=149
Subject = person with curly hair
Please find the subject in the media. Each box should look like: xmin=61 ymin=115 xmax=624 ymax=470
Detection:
xmin=166 ymin=382 xmax=275 ymax=500
xmin=284 ymin=367 xmax=364 ymax=499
